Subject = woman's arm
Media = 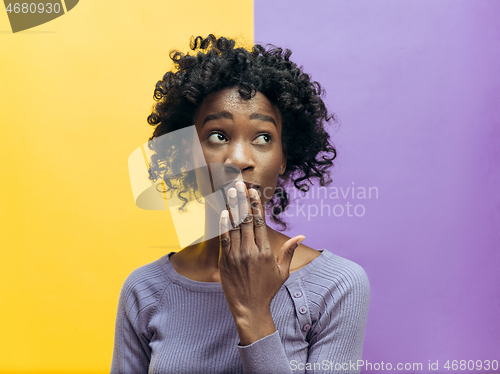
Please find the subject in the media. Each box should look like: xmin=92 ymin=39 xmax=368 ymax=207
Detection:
xmin=218 ymin=183 xmax=304 ymax=372
xmin=218 ymin=182 xmax=370 ymax=373
xmin=236 ymin=258 xmax=370 ymax=374
xmin=305 ymin=261 xmax=370 ymax=373
xmin=218 ymin=183 xmax=304 ymax=343
xmin=110 ymin=266 xmax=165 ymax=374
xmin=111 ymin=295 xmax=150 ymax=374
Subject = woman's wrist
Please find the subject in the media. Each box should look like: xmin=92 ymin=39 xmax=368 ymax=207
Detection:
xmin=233 ymin=309 xmax=276 ymax=346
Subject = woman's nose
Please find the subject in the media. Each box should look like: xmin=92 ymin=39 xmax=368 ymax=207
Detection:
xmin=224 ymin=141 xmax=255 ymax=173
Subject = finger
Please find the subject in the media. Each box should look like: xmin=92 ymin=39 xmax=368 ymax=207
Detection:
xmin=276 ymin=236 xmax=305 ymax=278
xmin=219 ymin=210 xmax=231 ymax=261
xmin=248 ymin=187 xmax=270 ymax=254
xmin=236 ymin=182 xmax=254 ymax=249
xmin=227 ymin=187 xmax=239 ymax=230
xmin=226 ymin=187 xmax=241 ymax=254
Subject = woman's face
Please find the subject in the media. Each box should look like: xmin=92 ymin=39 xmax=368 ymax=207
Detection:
xmin=192 ymin=87 xmax=286 ymax=207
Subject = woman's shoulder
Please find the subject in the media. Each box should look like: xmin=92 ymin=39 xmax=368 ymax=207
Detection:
xmin=276 ymin=230 xmax=368 ymax=287
xmin=287 ymin=249 xmax=370 ymax=301
xmin=114 ymin=256 xmax=173 ymax=335
xmin=119 ymin=255 xmax=172 ymax=302
xmin=317 ymin=249 xmax=369 ymax=280
xmin=284 ymin=249 xmax=370 ymax=326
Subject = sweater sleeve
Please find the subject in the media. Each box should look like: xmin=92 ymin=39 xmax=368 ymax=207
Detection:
xmin=237 ymin=256 xmax=370 ymax=374
xmin=305 ymin=259 xmax=370 ymax=373
xmin=110 ymin=262 xmax=168 ymax=374
xmin=237 ymin=330 xmax=291 ymax=373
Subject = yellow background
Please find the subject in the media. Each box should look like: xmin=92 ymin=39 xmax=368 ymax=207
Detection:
xmin=0 ymin=1 xmax=253 ymax=372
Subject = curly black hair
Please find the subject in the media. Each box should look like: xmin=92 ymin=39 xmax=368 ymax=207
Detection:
xmin=147 ymin=34 xmax=337 ymax=230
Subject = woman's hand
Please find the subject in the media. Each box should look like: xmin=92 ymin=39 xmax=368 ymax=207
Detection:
xmin=218 ymin=181 xmax=305 ymax=345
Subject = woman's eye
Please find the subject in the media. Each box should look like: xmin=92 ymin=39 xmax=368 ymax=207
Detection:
xmin=207 ymin=132 xmax=228 ymax=144
xmin=253 ymin=134 xmax=272 ymax=144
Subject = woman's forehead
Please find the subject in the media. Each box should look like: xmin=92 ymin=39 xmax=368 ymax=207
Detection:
xmin=195 ymin=87 xmax=282 ymax=126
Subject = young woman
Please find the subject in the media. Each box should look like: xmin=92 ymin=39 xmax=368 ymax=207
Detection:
xmin=111 ymin=35 xmax=370 ymax=374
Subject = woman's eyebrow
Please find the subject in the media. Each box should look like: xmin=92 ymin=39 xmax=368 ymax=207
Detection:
xmin=202 ymin=112 xmax=233 ymax=126
xmin=202 ymin=112 xmax=277 ymax=128
xmin=249 ymin=113 xmax=277 ymax=128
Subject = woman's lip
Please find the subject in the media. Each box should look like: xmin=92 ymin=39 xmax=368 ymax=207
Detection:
xmin=243 ymin=181 xmax=261 ymax=190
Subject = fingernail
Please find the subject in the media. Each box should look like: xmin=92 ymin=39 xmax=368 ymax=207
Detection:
xmin=249 ymin=188 xmax=258 ymax=198
xmin=297 ymin=237 xmax=305 ymax=246
xmin=228 ymin=188 xmax=237 ymax=198
xmin=221 ymin=210 xmax=229 ymax=222
xmin=236 ymin=182 xmax=246 ymax=193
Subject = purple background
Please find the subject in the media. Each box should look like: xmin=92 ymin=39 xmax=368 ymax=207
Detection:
xmin=255 ymin=1 xmax=500 ymax=372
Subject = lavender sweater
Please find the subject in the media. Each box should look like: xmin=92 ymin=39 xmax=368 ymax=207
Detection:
xmin=110 ymin=249 xmax=370 ymax=374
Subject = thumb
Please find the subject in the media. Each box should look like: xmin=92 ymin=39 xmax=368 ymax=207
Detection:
xmin=276 ymin=235 xmax=305 ymax=277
